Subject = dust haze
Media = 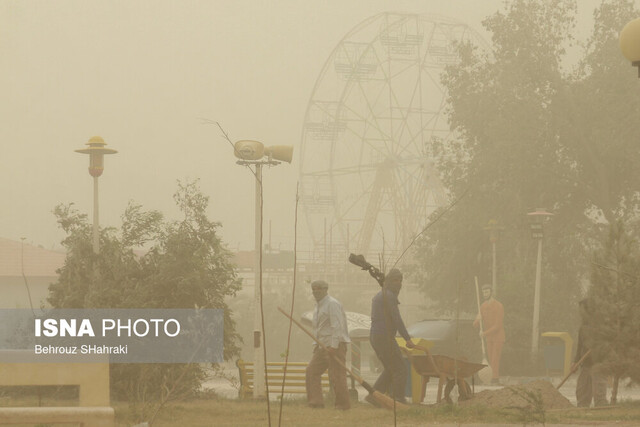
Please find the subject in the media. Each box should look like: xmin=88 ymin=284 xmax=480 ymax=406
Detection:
xmin=0 ymin=0 xmax=622 ymax=363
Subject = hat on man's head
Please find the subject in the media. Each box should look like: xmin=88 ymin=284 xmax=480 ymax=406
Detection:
xmin=482 ymin=284 xmax=492 ymax=291
xmin=385 ymin=268 xmax=403 ymax=281
xmin=311 ymin=280 xmax=328 ymax=289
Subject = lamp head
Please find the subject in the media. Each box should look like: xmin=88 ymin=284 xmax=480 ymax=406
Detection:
xmin=620 ymin=18 xmax=640 ymax=64
xmin=75 ymin=136 xmax=117 ymax=177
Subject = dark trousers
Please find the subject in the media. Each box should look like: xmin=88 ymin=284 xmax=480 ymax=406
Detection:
xmin=305 ymin=342 xmax=350 ymax=409
xmin=576 ymin=365 xmax=607 ymax=407
xmin=370 ymin=334 xmax=406 ymax=401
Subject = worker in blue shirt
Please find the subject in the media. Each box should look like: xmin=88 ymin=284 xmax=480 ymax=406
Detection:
xmin=368 ymin=268 xmax=415 ymax=404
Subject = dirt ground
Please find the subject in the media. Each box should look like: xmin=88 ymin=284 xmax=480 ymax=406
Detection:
xmin=121 ymin=397 xmax=640 ymax=426
xmin=1 ymin=393 xmax=640 ymax=426
xmin=458 ymin=379 xmax=574 ymax=410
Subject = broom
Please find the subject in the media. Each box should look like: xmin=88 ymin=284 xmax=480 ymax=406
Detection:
xmin=277 ymin=307 xmax=409 ymax=411
xmin=474 ymin=277 xmax=493 ymax=384
xmin=556 ymin=349 xmax=591 ymax=389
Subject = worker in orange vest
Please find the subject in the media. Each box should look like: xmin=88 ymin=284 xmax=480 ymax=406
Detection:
xmin=474 ymin=284 xmax=505 ymax=384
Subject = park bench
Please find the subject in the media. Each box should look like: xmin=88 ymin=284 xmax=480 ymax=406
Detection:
xmin=0 ymin=351 xmax=114 ymax=426
xmin=237 ymin=359 xmax=330 ymax=398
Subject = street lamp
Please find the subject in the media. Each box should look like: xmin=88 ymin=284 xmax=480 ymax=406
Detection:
xmin=75 ymin=136 xmax=117 ymax=254
xmin=526 ymin=208 xmax=553 ymax=363
xmin=234 ymin=140 xmax=293 ymax=398
xmin=620 ymin=18 xmax=640 ymax=77
xmin=483 ymin=219 xmax=504 ymax=296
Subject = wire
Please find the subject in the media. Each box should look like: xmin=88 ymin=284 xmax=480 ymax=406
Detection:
xmin=381 ymin=286 xmax=398 ymax=426
xmin=278 ymin=184 xmax=299 ymax=427
xmin=257 ymin=167 xmax=272 ymax=426
xmin=390 ymin=187 xmax=470 ymax=271
xmin=591 ymin=261 xmax=639 ymax=279
xmin=20 ymin=238 xmax=36 ymax=317
xmin=200 ymin=118 xmax=259 ymax=182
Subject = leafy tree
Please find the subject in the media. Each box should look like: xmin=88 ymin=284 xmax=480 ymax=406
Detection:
xmin=552 ymin=0 xmax=640 ymax=223
xmin=412 ymin=0 xmax=640 ymax=372
xmin=585 ymin=221 xmax=640 ymax=404
xmin=49 ymin=180 xmax=241 ymax=419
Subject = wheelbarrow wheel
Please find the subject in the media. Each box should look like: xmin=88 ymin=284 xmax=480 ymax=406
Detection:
xmin=458 ymin=379 xmax=472 ymax=401
xmin=443 ymin=378 xmax=472 ymax=403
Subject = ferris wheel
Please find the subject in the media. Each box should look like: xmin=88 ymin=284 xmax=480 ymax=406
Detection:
xmin=299 ymin=13 xmax=487 ymax=261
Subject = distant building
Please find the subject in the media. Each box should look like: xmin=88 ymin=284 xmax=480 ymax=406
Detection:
xmin=0 ymin=238 xmax=65 ymax=309
xmin=233 ymin=248 xmax=294 ymax=290
xmin=233 ymin=248 xmax=294 ymax=271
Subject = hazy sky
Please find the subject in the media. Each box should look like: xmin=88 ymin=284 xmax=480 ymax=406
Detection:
xmin=0 ymin=0 xmax=623 ymax=252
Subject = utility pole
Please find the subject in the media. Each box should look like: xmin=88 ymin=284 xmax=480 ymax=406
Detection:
xmin=527 ymin=208 xmax=553 ymax=363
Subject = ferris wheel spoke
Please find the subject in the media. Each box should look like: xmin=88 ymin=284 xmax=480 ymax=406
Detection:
xmin=354 ymin=78 xmax=394 ymax=144
xmin=341 ymin=91 xmax=392 ymax=150
xmin=389 ymin=77 xmax=423 ymax=157
xmin=378 ymin=184 xmax=411 ymax=251
xmin=415 ymin=18 xmax=435 ymax=158
xmin=339 ymin=125 xmax=389 ymax=162
xmin=333 ymin=174 xmax=380 ymax=224
xmin=369 ymin=56 xmax=421 ymax=146
xmin=394 ymin=59 xmax=449 ymax=158
xmin=386 ymin=164 xmax=431 ymax=244
xmin=395 ymin=24 xmax=441 ymax=158
xmin=372 ymin=43 xmax=426 ymax=158
xmin=303 ymin=163 xmax=381 ymax=177
xmin=403 ymin=84 xmax=450 ymax=156
xmin=425 ymin=75 xmax=450 ymax=141
xmin=396 ymin=94 xmax=449 ymax=160
xmin=341 ymin=63 xmax=397 ymax=156
xmin=368 ymin=45 xmax=404 ymax=129
xmin=380 ymin=20 xmax=422 ymax=154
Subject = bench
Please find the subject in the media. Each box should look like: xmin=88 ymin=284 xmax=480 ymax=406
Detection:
xmin=237 ymin=360 xmax=330 ymax=399
xmin=0 ymin=351 xmax=114 ymax=426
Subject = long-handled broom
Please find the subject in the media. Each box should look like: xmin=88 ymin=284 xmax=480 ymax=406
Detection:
xmin=556 ymin=349 xmax=591 ymax=390
xmin=474 ymin=277 xmax=493 ymax=384
xmin=277 ymin=307 xmax=409 ymax=411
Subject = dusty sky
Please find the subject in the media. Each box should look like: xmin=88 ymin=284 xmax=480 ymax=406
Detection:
xmin=0 ymin=0 xmax=619 ymax=253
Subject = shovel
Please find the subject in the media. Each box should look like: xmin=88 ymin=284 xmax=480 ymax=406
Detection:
xmin=475 ymin=277 xmax=493 ymax=384
xmin=277 ymin=307 xmax=409 ymax=411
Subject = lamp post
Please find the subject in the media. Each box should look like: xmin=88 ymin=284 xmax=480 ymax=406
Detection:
xmin=620 ymin=18 xmax=640 ymax=77
xmin=526 ymin=208 xmax=553 ymax=363
xmin=483 ymin=219 xmax=504 ymax=296
xmin=234 ymin=140 xmax=293 ymax=398
xmin=75 ymin=136 xmax=117 ymax=254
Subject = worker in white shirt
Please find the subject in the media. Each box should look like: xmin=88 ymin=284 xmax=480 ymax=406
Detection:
xmin=305 ymin=280 xmax=351 ymax=410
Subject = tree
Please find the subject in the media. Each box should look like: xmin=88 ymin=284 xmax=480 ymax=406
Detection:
xmin=585 ymin=221 xmax=640 ymax=404
xmin=552 ymin=0 xmax=640 ymax=224
xmin=412 ymin=0 xmax=640 ymax=372
xmin=49 ymin=180 xmax=241 ymax=420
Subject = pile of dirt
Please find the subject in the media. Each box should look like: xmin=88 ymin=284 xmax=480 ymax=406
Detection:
xmin=458 ymin=380 xmax=573 ymax=410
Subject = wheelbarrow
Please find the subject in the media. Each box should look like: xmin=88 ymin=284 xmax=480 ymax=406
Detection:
xmin=402 ymin=346 xmax=486 ymax=404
